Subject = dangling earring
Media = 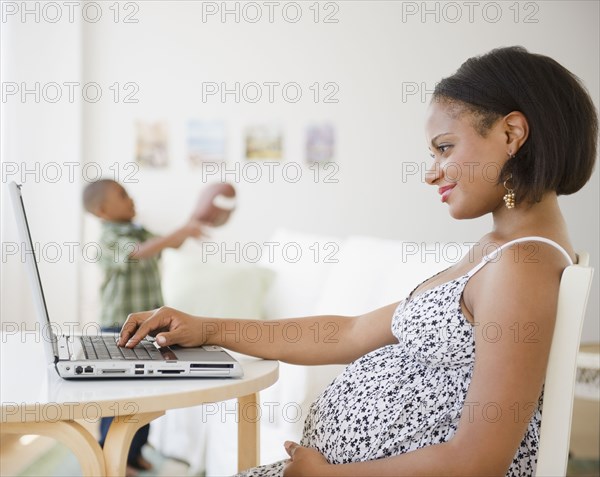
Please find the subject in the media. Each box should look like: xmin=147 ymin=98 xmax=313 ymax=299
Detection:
xmin=503 ymin=173 xmax=516 ymax=209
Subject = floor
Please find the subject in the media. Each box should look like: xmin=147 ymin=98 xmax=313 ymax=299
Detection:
xmin=0 ymin=419 xmax=195 ymax=477
xmin=19 ymin=443 xmax=192 ymax=477
xmin=0 ymin=434 xmax=194 ymax=477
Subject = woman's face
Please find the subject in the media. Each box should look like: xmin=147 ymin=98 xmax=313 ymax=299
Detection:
xmin=424 ymin=100 xmax=511 ymax=220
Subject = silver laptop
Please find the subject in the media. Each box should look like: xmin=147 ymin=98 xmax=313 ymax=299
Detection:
xmin=8 ymin=181 xmax=243 ymax=379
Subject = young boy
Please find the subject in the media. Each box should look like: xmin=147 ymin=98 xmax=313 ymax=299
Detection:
xmin=82 ymin=179 xmax=205 ymax=476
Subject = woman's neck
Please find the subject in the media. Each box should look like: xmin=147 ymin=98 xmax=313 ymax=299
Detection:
xmin=490 ymin=191 xmax=568 ymax=240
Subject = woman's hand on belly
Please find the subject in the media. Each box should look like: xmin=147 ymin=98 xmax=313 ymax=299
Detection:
xmin=283 ymin=441 xmax=333 ymax=477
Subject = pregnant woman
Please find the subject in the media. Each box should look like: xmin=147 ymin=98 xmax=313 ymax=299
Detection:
xmin=119 ymin=46 xmax=597 ymax=477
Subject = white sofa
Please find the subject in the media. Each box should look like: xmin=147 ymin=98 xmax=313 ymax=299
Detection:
xmin=148 ymin=229 xmax=469 ymax=476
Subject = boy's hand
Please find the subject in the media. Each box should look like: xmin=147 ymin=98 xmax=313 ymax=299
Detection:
xmin=182 ymin=217 xmax=205 ymax=239
xmin=118 ymin=306 xmax=209 ymax=348
xmin=169 ymin=218 xmax=205 ymax=248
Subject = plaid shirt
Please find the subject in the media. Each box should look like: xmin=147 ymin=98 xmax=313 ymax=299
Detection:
xmin=98 ymin=221 xmax=164 ymax=328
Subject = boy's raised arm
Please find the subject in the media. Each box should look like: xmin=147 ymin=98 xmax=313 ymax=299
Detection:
xmin=129 ymin=218 xmax=203 ymax=259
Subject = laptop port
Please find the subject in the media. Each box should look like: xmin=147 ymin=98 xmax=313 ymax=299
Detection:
xmin=75 ymin=366 xmax=83 ymax=374
xmin=135 ymin=370 xmax=144 ymax=375
xmin=84 ymin=366 xmax=94 ymax=373
xmin=135 ymin=364 xmax=145 ymax=369
xmin=191 ymin=363 xmax=233 ymax=369
xmin=157 ymin=369 xmax=184 ymax=374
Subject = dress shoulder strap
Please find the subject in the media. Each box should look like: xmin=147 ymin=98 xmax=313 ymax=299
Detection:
xmin=466 ymin=235 xmax=574 ymax=278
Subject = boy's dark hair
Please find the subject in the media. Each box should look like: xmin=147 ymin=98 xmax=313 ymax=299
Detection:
xmin=82 ymin=179 xmax=118 ymax=214
xmin=432 ymin=45 xmax=598 ymax=205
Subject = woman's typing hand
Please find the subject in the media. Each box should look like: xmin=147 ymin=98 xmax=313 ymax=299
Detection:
xmin=118 ymin=306 xmax=209 ymax=348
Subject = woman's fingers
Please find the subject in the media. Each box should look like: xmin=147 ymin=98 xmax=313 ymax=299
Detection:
xmin=117 ymin=310 xmax=156 ymax=346
xmin=119 ymin=307 xmax=173 ymax=347
xmin=118 ymin=307 xmax=205 ymax=348
xmin=154 ymin=327 xmax=184 ymax=346
xmin=284 ymin=441 xmax=300 ymax=460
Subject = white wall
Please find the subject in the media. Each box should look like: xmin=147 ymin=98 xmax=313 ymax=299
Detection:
xmin=2 ymin=1 xmax=598 ymax=342
xmin=1 ymin=10 xmax=82 ymax=333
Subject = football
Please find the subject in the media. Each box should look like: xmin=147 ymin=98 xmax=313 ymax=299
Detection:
xmin=194 ymin=182 xmax=236 ymax=227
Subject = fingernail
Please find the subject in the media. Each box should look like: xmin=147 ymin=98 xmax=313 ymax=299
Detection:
xmin=157 ymin=336 xmax=166 ymax=345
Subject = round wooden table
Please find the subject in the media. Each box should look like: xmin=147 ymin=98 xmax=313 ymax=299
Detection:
xmin=1 ymin=331 xmax=279 ymax=476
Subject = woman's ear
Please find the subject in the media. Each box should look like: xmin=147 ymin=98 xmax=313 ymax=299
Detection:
xmin=504 ymin=111 xmax=529 ymax=152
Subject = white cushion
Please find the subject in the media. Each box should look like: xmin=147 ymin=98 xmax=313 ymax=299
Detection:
xmin=149 ymin=248 xmax=275 ymax=472
xmin=161 ymin=248 xmax=275 ymax=319
xmin=314 ymin=236 xmax=470 ymax=316
xmin=205 ymin=229 xmax=345 ymax=476
xmin=258 ymin=228 xmax=343 ymax=319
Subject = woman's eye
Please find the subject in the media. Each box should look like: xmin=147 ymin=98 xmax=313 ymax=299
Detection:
xmin=429 ymin=144 xmax=451 ymax=158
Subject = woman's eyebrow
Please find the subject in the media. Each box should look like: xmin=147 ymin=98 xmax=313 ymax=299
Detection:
xmin=429 ymin=132 xmax=452 ymax=147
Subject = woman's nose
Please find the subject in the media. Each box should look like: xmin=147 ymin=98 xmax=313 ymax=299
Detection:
xmin=425 ymin=160 xmax=442 ymax=185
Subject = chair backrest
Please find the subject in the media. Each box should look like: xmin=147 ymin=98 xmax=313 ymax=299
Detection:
xmin=535 ymin=251 xmax=595 ymax=477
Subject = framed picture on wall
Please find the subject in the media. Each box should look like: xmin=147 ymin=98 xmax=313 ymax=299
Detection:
xmin=306 ymin=122 xmax=335 ymax=163
xmin=245 ymin=124 xmax=283 ymax=160
xmin=187 ymin=120 xmax=227 ymax=166
xmin=134 ymin=120 xmax=169 ymax=168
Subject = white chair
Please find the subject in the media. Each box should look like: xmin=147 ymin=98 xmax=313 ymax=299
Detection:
xmin=536 ymin=251 xmax=595 ymax=477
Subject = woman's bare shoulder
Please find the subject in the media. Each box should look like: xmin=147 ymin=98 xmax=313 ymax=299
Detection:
xmin=462 ymin=232 xmax=575 ymax=319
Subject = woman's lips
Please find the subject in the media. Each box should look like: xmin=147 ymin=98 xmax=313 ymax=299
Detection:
xmin=439 ymin=185 xmax=456 ymax=203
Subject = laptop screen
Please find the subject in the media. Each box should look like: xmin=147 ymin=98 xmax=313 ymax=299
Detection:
xmin=8 ymin=181 xmax=58 ymax=363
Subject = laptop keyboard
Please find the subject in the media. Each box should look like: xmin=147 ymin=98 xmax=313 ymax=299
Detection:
xmin=80 ymin=336 xmax=163 ymax=361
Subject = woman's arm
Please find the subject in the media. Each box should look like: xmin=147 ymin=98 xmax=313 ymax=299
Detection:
xmin=117 ymin=301 xmax=400 ymax=365
xmin=283 ymin=242 xmax=566 ymax=476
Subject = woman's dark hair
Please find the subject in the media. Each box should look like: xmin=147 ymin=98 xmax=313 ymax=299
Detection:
xmin=432 ymin=46 xmax=598 ymax=205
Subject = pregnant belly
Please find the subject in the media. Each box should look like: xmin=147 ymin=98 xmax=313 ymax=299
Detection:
xmin=301 ymin=344 xmax=472 ymax=464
